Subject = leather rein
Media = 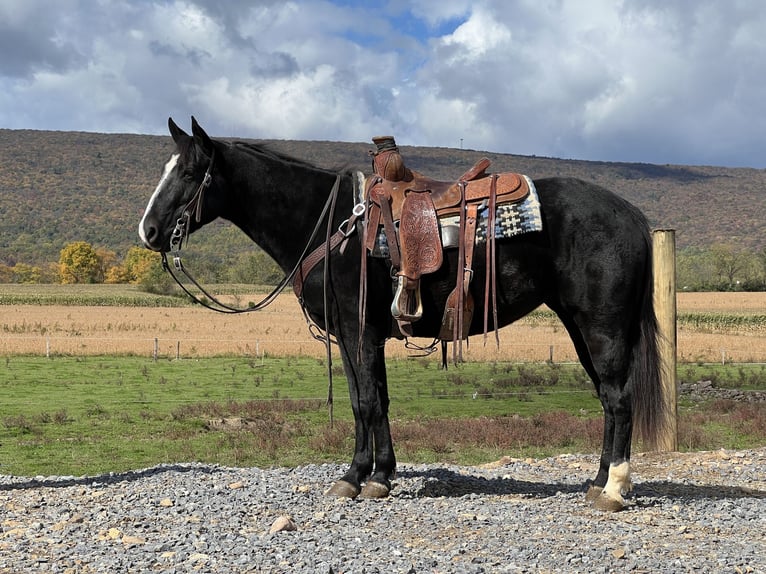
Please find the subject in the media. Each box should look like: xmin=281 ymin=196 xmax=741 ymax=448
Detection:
xmin=161 ymin=148 xmax=354 ymax=316
xmin=161 ymin=148 xmax=367 ymax=427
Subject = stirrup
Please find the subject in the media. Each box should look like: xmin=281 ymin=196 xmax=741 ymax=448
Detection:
xmin=391 ymin=275 xmax=423 ymax=322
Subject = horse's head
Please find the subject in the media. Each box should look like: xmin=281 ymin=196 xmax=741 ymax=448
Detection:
xmin=139 ymin=117 xmax=221 ymax=252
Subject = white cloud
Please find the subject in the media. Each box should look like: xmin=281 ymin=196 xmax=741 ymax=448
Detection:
xmin=440 ymin=6 xmax=511 ymax=61
xmin=0 ymin=0 xmax=765 ymax=167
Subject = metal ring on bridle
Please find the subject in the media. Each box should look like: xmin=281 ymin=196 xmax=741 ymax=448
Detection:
xmin=163 ymin=154 xmax=347 ymax=315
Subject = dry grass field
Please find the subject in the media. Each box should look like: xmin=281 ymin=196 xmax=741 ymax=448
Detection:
xmin=675 ymin=292 xmax=766 ymax=363
xmin=1 ymin=291 xmax=764 ymax=363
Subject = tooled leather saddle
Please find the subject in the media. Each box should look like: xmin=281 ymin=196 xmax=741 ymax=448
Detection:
xmin=364 ymin=136 xmax=530 ymax=346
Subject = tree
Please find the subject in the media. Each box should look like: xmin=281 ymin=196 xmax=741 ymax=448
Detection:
xmin=122 ymin=246 xmax=161 ymax=284
xmin=229 ymin=250 xmax=283 ymax=285
xmin=122 ymin=246 xmax=175 ymax=294
xmin=104 ymin=265 xmax=131 ymax=284
xmin=710 ymin=243 xmax=753 ymax=290
xmin=0 ymin=264 xmax=13 ymax=283
xmin=59 ymin=241 xmax=100 ymax=284
xmin=12 ymin=263 xmax=41 ymax=284
xmin=676 ymin=247 xmax=714 ymax=291
xmin=95 ymin=247 xmax=118 ymax=283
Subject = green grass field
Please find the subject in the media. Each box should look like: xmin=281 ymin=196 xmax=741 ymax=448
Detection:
xmin=0 ymin=355 xmax=764 ymax=477
xmin=1 ymin=285 xmax=764 ymax=476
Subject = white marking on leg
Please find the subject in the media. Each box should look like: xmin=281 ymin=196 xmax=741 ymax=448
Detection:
xmin=601 ymin=461 xmax=631 ymax=505
xmin=139 ymin=153 xmax=180 ymax=245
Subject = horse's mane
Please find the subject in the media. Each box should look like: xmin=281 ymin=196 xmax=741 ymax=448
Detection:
xmin=230 ymin=140 xmax=322 ymax=170
xmin=229 ymin=139 xmax=362 ymax=177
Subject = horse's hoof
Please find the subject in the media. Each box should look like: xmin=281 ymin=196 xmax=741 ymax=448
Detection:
xmin=360 ymin=481 xmax=390 ymax=499
xmin=584 ymin=485 xmax=603 ymax=503
xmin=591 ymin=493 xmax=626 ymax=512
xmin=325 ymin=480 xmax=360 ymax=499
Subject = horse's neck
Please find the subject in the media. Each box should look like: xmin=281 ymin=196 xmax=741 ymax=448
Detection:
xmin=223 ymin=146 xmax=351 ymax=271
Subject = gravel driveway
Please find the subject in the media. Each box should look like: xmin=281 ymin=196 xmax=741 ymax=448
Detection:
xmin=1 ymin=448 xmax=763 ymax=573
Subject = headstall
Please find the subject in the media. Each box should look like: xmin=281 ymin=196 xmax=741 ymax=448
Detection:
xmin=162 ymin=149 xmax=351 ymax=316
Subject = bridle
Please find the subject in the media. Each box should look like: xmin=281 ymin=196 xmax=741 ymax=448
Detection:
xmin=161 ymin=146 xmax=353 ymax=316
xmin=160 ymin=145 xmax=365 ymax=426
xmin=167 ymin=149 xmax=215 ymax=258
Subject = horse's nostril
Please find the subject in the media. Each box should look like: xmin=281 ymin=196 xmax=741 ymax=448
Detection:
xmin=139 ymin=220 xmax=160 ymax=249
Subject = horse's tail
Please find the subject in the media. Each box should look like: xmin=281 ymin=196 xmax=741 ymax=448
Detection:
xmin=631 ymin=234 xmax=670 ymax=450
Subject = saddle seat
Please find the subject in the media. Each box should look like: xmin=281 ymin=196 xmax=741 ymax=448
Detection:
xmin=369 ymin=160 xmax=528 ymax=221
xmin=363 ymin=137 xmax=530 ymax=347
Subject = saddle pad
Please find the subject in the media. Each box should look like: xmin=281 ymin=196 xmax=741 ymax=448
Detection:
xmin=370 ymin=176 xmax=542 ymax=258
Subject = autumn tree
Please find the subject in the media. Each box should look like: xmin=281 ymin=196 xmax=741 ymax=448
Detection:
xmin=95 ymin=247 xmax=118 ymax=283
xmin=11 ymin=263 xmax=41 ymax=284
xmin=114 ymin=246 xmax=174 ymax=293
xmin=710 ymin=243 xmax=754 ymax=289
xmin=59 ymin=241 xmax=100 ymax=284
xmin=121 ymin=246 xmax=161 ymax=283
xmin=104 ymin=245 xmax=150 ymax=284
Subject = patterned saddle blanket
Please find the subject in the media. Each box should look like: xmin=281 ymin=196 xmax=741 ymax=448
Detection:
xmin=369 ymin=176 xmax=543 ymax=258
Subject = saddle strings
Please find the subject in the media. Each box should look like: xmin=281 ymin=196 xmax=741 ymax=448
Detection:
xmin=484 ymin=174 xmax=500 ymax=348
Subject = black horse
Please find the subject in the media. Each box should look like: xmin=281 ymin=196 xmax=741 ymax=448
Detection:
xmin=139 ymin=117 xmax=667 ymax=511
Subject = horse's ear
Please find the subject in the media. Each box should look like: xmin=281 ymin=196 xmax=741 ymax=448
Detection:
xmin=190 ymin=116 xmax=214 ymax=156
xmin=168 ymin=117 xmax=188 ymax=144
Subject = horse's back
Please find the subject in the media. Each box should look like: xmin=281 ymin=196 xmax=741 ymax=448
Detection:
xmin=534 ymin=177 xmax=650 ymax=240
xmin=481 ymin=177 xmax=652 ymax=328
xmin=530 ymin=176 xmax=653 ymax=317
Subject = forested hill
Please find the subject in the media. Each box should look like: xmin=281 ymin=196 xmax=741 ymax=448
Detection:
xmin=0 ymin=128 xmax=764 ymax=268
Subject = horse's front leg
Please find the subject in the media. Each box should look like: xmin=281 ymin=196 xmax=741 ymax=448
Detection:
xmin=326 ymin=339 xmax=395 ymax=499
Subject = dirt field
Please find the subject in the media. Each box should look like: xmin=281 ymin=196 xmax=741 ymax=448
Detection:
xmin=1 ymin=292 xmax=764 ymax=362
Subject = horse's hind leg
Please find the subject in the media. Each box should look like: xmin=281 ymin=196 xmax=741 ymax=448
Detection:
xmin=558 ymin=314 xmax=634 ymax=511
xmin=591 ymin=375 xmax=634 ymax=512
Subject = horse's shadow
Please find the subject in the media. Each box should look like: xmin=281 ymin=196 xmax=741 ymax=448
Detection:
xmin=0 ymin=464 xmax=224 ymax=491
xmin=634 ymin=480 xmax=765 ymax=502
xmin=395 ymin=468 xmax=766 ymax=504
xmin=395 ymin=468 xmax=585 ymax=499
xmin=3 ymin=465 xmax=764 ymax=504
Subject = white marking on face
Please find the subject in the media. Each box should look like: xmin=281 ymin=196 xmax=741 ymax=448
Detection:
xmin=602 ymin=461 xmax=632 ymax=503
xmin=139 ymin=153 xmax=180 ymax=246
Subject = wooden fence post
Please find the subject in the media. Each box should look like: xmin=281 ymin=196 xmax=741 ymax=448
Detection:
xmin=652 ymin=229 xmax=678 ymax=451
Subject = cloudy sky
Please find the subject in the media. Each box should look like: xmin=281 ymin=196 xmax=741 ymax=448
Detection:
xmin=1 ymin=0 xmax=765 ymax=168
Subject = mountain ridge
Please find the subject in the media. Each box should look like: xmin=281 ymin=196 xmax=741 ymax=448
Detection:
xmin=0 ymin=128 xmax=763 ymax=269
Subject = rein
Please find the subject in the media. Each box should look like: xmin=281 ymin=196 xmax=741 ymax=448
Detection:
xmin=161 ymin=148 xmax=364 ymax=427
xmin=162 ymin=149 xmax=346 ymax=315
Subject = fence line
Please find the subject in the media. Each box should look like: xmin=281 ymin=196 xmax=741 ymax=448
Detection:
xmin=1 ymin=333 xmax=766 ymax=364
xmin=1 ymin=334 xmax=573 ymax=361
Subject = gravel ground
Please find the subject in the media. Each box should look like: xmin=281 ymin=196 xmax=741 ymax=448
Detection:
xmin=1 ymin=448 xmax=763 ymax=573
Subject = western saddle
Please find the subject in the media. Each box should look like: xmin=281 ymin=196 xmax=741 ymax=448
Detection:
xmin=363 ymin=136 xmax=530 ymax=348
